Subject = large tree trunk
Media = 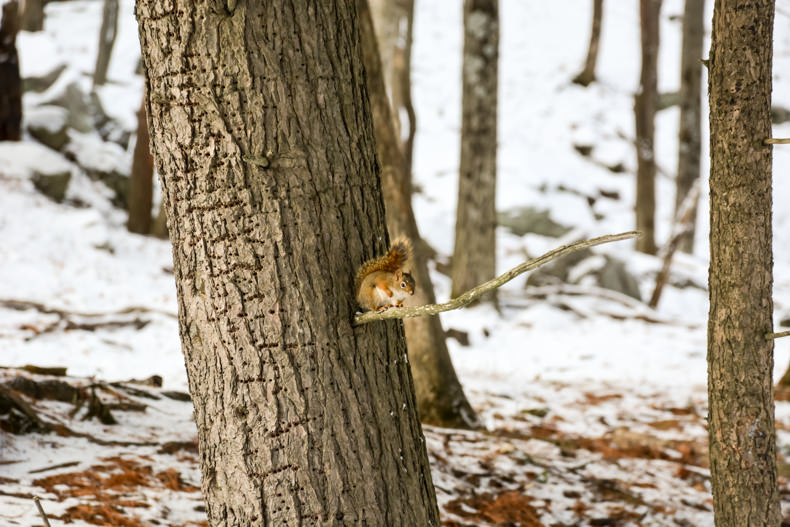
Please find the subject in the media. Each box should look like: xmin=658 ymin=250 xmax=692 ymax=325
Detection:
xmin=20 ymin=0 xmax=43 ymax=32
xmin=451 ymin=0 xmax=499 ymax=302
xmin=127 ymin=95 xmax=154 ymax=234
xmin=359 ymin=0 xmax=477 ymax=429
xmin=0 ymin=1 xmax=21 ymax=142
xmin=572 ymin=0 xmax=604 ymax=87
xmin=93 ymin=0 xmax=118 ymax=88
xmin=370 ymin=0 xmax=417 ymax=175
xmin=707 ymin=0 xmax=779 ymax=525
xmin=136 ymin=2 xmax=440 ymax=525
xmin=634 ymin=0 xmax=660 ymax=255
xmin=673 ymin=0 xmax=704 ymax=254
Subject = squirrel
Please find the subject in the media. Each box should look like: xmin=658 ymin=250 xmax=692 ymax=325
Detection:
xmin=355 ymin=236 xmax=416 ymax=312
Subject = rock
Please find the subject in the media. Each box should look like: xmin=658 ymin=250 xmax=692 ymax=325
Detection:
xmin=526 ymin=248 xmax=592 ymax=287
xmin=44 ymin=81 xmax=95 ymax=133
xmin=64 ymin=131 xmax=130 ymax=206
xmin=31 ymin=168 xmax=71 ymax=202
xmin=595 ymin=256 xmax=642 ymax=300
xmin=772 ymin=105 xmax=790 ymax=125
xmin=498 ymin=206 xmax=573 ymax=238
xmin=526 ymin=249 xmax=642 ymax=301
xmin=22 ymin=63 xmax=66 ymax=93
xmin=25 ymin=105 xmax=69 ymax=150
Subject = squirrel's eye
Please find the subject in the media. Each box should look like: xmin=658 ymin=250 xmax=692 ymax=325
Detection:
xmin=401 ymin=282 xmax=406 ymax=288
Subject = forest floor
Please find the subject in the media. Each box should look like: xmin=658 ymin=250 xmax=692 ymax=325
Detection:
xmin=4 ymin=0 xmax=790 ymax=525
xmin=0 ymin=365 xmax=760 ymax=527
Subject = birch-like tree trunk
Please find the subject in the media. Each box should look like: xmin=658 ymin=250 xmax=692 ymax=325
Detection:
xmin=451 ymin=0 xmax=499 ymax=302
xmin=0 ymin=1 xmax=21 ymax=142
xmin=93 ymin=0 xmax=118 ymax=88
xmin=673 ymin=0 xmax=704 ymax=254
xmin=707 ymin=0 xmax=779 ymax=525
xmin=359 ymin=0 xmax=477 ymax=428
xmin=136 ymin=2 xmax=440 ymax=525
xmin=572 ymin=0 xmax=604 ymax=86
xmin=634 ymin=0 xmax=660 ymax=255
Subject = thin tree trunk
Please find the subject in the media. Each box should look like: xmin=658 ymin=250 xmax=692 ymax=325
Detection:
xmin=634 ymin=0 xmax=660 ymax=255
xmin=572 ymin=0 xmax=604 ymax=86
xmin=20 ymin=0 xmax=43 ymax=32
xmin=370 ymin=0 xmax=417 ymax=176
xmin=391 ymin=0 xmax=416 ymax=175
xmin=0 ymin=1 xmax=21 ymax=142
xmin=673 ymin=0 xmax=704 ymax=254
xmin=93 ymin=0 xmax=118 ymax=88
xmin=127 ymin=95 xmax=154 ymax=234
xmin=451 ymin=0 xmax=499 ymax=302
xmin=707 ymin=1 xmax=779 ymax=525
xmin=359 ymin=0 xmax=478 ymax=429
xmin=136 ymin=1 xmax=440 ymax=525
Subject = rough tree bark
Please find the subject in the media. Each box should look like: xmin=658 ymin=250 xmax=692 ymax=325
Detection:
xmin=359 ymin=0 xmax=477 ymax=428
xmin=136 ymin=1 xmax=440 ymax=525
xmin=0 ymin=1 xmax=21 ymax=142
xmin=93 ymin=0 xmax=118 ymax=88
xmin=707 ymin=0 xmax=779 ymax=525
xmin=451 ymin=0 xmax=499 ymax=302
xmin=673 ymin=0 xmax=704 ymax=254
xmin=572 ymin=0 xmax=604 ymax=86
xmin=20 ymin=0 xmax=43 ymax=32
xmin=634 ymin=0 xmax=660 ymax=255
xmin=370 ymin=0 xmax=417 ymax=175
xmin=127 ymin=95 xmax=154 ymax=235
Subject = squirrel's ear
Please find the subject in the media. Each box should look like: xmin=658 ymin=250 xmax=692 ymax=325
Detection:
xmin=394 ymin=269 xmax=403 ymax=279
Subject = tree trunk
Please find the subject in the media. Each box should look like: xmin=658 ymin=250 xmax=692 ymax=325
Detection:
xmin=359 ymin=0 xmax=477 ymax=429
xmin=127 ymin=95 xmax=154 ymax=234
xmin=371 ymin=0 xmax=417 ymax=176
xmin=572 ymin=0 xmax=603 ymax=86
xmin=0 ymin=1 xmax=21 ymax=142
xmin=673 ymin=0 xmax=704 ymax=254
xmin=93 ymin=0 xmax=118 ymax=88
xmin=20 ymin=0 xmax=43 ymax=32
xmin=136 ymin=2 xmax=440 ymax=525
xmin=151 ymin=200 xmax=168 ymax=239
xmin=451 ymin=0 xmax=499 ymax=302
xmin=707 ymin=1 xmax=779 ymax=525
xmin=634 ymin=0 xmax=660 ymax=255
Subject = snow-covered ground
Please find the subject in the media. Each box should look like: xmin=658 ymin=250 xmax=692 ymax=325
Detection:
xmin=2 ymin=0 xmax=790 ymax=525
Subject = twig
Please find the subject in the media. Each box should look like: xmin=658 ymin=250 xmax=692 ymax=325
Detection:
xmin=767 ymin=329 xmax=790 ymax=340
xmin=0 ymin=298 xmax=176 ymax=318
xmin=33 ymin=496 xmax=52 ymax=527
xmin=354 ymin=231 xmax=640 ymax=325
xmin=649 ymin=181 xmax=700 ymax=308
xmin=765 ymin=138 xmax=790 ymax=145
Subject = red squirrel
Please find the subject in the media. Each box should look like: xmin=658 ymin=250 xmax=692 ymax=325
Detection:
xmin=355 ymin=236 xmax=416 ymax=312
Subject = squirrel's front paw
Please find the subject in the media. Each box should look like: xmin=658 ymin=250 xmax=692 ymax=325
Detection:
xmin=376 ymin=305 xmax=391 ymax=313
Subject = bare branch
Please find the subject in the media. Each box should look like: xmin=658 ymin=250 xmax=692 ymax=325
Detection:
xmin=354 ymin=231 xmax=641 ymax=325
xmin=764 ymin=138 xmax=790 ymax=145
xmin=33 ymin=496 xmax=51 ymax=527
xmin=767 ymin=329 xmax=790 ymax=340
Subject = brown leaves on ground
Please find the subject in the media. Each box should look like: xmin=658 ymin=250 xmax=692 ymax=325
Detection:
xmin=429 ymin=384 xmax=734 ymax=526
xmin=445 ymin=490 xmax=544 ymax=526
xmin=33 ymin=454 xmax=200 ymax=525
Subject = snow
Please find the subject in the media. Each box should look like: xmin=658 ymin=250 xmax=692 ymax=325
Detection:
xmin=2 ymin=0 xmax=790 ymax=525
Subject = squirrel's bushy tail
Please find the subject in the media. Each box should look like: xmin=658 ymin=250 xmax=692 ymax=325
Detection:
xmin=354 ymin=236 xmax=412 ymax=291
